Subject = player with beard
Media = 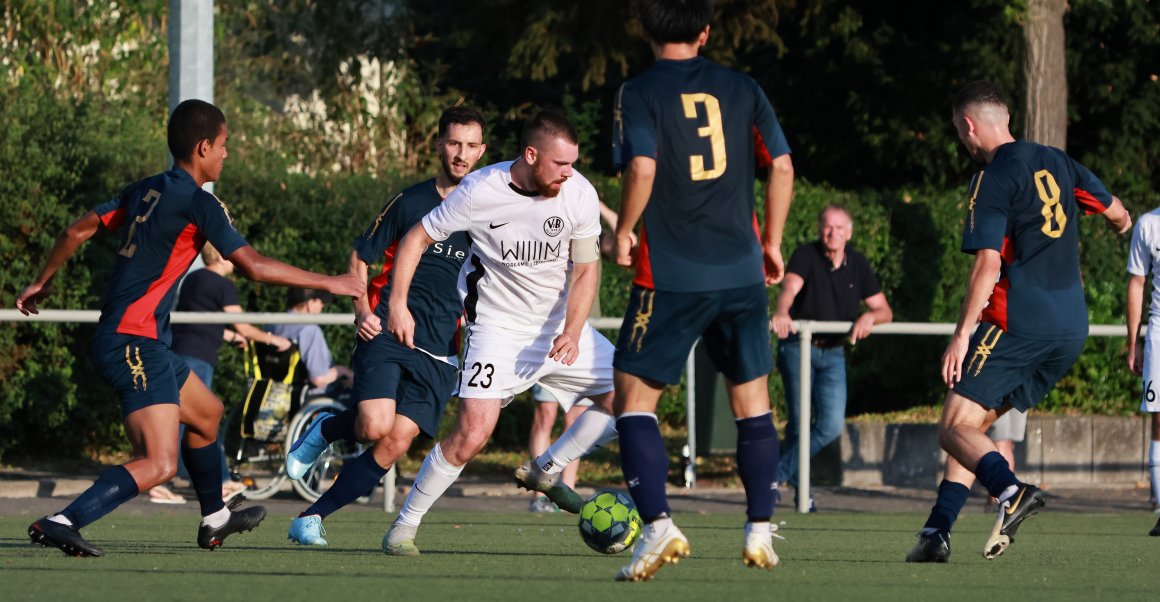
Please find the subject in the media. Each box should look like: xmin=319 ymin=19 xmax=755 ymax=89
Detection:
xmin=284 ymin=107 xmax=489 ymax=546
xmin=380 ymin=110 xmax=620 ymax=556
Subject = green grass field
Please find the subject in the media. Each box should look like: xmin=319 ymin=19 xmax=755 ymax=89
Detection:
xmin=2 ymin=510 xmax=1156 ymax=601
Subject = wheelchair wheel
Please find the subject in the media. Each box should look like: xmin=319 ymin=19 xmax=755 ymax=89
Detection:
xmin=219 ymin=403 xmax=288 ymax=500
xmin=287 ymin=399 xmax=370 ymax=504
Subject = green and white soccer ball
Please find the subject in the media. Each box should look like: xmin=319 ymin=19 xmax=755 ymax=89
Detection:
xmin=578 ymin=489 xmax=643 ymax=554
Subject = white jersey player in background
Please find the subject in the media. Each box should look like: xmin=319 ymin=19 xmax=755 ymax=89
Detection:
xmin=381 ymin=110 xmax=619 ymax=555
xmin=1124 ymin=207 xmax=1160 ymax=537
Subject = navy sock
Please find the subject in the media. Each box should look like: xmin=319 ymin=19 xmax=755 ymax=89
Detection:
xmin=736 ymin=413 xmax=779 ymax=521
xmin=302 ymin=449 xmax=388 ymax=519
xmin=975 ymin=451 xmax=1021 ymax=499
xmin=922 ymin=480 xmax=970 ymax=533
xmin=183 ymin=442 xmax=226 ymax=516
xmin=60 ymin=465 xmax=139 ymax=528
xmin=617 ymin=415 xmax=670 ymax=522
xmin=321 ymin=408 xmax=357 ymax=443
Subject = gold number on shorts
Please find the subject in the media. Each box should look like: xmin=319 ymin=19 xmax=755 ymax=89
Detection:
xmin=118 ymin=189 xmax=162 ymax=258
xmin=681 ymin=93 xmax=727 ymax=181
xmin=1034 ymin=169 xmax=1066 ymax=239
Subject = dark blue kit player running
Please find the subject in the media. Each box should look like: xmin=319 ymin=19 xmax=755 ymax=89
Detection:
xmin=16 ymin=99 xmax=363 ymax=557
xmin=905 ymin=81 xmax=1131 ymax=564
xmin=609 ymin=0 xmax=795 ymax=582
xmin=284 ymin=107 xmax=487 ymax=547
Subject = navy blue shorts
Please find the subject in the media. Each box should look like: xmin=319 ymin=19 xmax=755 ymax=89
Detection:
xmin=953 ymin=322 xmax=1085 ymax=412
xmin=350 ymin=334 xmax=457 ymax=439
xmin=91 ymin=333 xmax=191 ymax=417
xmin=614 ymin=283 xmax=773 ymax=385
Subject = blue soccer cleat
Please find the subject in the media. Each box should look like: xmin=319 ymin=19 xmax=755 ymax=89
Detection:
xmin=286 ymin=414 xmax=332 ymax=481
xmin=288 ymin=514 xmax=328 ymax=546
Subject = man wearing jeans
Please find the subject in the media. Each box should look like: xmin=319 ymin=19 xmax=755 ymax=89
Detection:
xmin=770 ymin=204 xmax=892 ymax=509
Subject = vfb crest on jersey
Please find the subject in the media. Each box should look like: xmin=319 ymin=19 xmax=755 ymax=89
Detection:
xmin=543 ymin=216 xmax=564 ymax=237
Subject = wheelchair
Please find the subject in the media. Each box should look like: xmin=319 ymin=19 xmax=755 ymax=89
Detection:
xmin=219 ymin=341 xmax=366 ymax=502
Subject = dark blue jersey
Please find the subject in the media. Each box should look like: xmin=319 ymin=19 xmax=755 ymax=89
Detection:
xmin=94 ymin=167 xmax=248 ymax=345
xmin=612 ymin=56 xmax=791 ymax=292
xmin=961 ymin=141 xmax=1112 ymax=339
xmin=352 ymin=178 xmax=469 ymax=357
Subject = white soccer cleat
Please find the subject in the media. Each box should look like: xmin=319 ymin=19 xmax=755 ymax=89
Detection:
xmin=741 ymin=524 xmax=780 ymax=570
xmin=615 ymin=522 xmax=690 ymax=582
xmin=382 ymin=522 xmax=420 ymax=557
xmin=285 ymin=414 xmax=332 ymax=481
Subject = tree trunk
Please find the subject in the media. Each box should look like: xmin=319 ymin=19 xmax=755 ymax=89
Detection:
xmin=1023 ymin=0 xmax=1069 ymax=149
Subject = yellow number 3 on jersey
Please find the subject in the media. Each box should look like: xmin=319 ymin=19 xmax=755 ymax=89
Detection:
xmin=1034 ymin=169 xmax=1067 ymax=238
xmin=681 ymin=93 xmax=727 ymax=181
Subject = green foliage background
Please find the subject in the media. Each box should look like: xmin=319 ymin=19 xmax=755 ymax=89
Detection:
xmin=1 ymin=0 xmax=1158 ymax=460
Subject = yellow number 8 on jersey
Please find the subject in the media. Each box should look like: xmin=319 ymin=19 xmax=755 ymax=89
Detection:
xmin=1034 ymin=169 xmax=1067 ymax=238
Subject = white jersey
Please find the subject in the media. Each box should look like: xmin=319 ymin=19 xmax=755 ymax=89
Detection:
xmin=421 ymin=160 xmax=601 ymax=334
xmin=1127 ymin=208 xmax=1160 ymax=329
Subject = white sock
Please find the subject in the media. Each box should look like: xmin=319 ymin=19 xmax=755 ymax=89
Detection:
xmin=645 ymin=517 xmax=673 ymax=538
xmin=201 ymin=505 xmax=230 ymax=529
xmin=996 ymin=485 xmax=1020 ymax=505
xmin=744 ymin=521 xmax=771 ymax=540
xmin=48 ymin=514 xmax=73 ymax=527
xmin=1150 ymin=440 xmax=1160 ymax=505
xmin=538 ymin=409 xmax=618 ymax=474
xmin=395 ymin=442 xmax=464 ymax=528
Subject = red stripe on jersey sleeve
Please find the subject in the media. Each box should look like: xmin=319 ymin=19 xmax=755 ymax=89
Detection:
xmin=367 ymin=241 xmax=399 ymax=309
xmin=1075 ymin=188 xmax=1109 ymax=215
xmin=753 ymin=127 xmax=773 ymax=171
xmin=117 ymin=224 xmax=203 ymax=339
xmin=100 ymin=207 xmax=127 ymax=230
xmin=632 ymin=225 xmax=655 ymax=289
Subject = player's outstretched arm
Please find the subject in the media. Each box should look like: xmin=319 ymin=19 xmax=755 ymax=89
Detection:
xmin=762 ymin=153 xmax=795 ymax=285
xmin=385 ymin=223 xmax=437 ymax=348
xmin=1103 ymin=196 xmax=1132 ymax=235
xmin=227 ymin=246 xmax=364 ymax=299
xmin=16 ymin=210 xmax=102 ymax=315
xmin=614 ymin=157 xmax=656 ymax=268
xmin=942 ymin=249 xmax=1001 ymax=387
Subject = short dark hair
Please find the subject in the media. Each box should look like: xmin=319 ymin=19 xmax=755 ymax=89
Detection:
xmin=521 ymin=109 xmax=578 ymax=150
xmin=438 ymin=106 xmax=486 ymax=138
xmin=952 ymin=80 xmax=1008 ymax=116
xmin=168 ymin=99 xmax=226 ymax=161
xmin=637 ymin=0 xmax=713 ymax=45
xmin=286 ymin=287 xmax=333 ymax=308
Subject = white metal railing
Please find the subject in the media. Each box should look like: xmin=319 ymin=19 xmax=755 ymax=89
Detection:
xmin=0 ymin=311 xmax=1132 ymax=513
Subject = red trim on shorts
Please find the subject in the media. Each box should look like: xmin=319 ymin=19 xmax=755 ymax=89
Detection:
xmin=632 ymin=225 xmax=655 ymax=288
xmin=117 ymin=224 xmax=203 ymax=339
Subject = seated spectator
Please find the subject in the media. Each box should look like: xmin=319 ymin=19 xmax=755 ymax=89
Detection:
xmin=268 ymin=288 xmax=352 ymax=397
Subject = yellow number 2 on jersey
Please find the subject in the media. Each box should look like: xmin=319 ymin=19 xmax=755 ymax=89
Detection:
xmin=681 ymin=93 xmax=726 ymax=181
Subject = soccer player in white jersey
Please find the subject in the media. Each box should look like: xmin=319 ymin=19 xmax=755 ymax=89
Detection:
xmin=1125 ymin=207 xmax=1160 ymax=536
xmin=380 ymin=110 xmax=619 ymax=555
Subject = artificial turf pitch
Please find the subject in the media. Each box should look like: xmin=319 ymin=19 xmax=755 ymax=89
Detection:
xmin=1 ymin=510 xmax=1156 ymax=601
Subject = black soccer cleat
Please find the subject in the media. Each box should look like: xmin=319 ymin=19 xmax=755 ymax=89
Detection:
xmin=1149 ymin=516 xmax=1160 ymax=537
xmin=28 ymin=517 xmax=104 ymax=558
xmin=197 ymin=496 xmax=267 ymax=550
xmin=905 ymin=530 xmax=950 ymax=563
xmin=983 ymin=484 xmax=1046 ymax=559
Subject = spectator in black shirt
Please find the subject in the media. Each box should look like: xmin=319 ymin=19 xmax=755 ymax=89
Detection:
xmin=770 ymin=204 xmax=892 ymax=510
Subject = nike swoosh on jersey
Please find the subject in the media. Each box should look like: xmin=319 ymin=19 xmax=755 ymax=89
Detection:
xmin=489 ymin=222 xmax=510 ymax=229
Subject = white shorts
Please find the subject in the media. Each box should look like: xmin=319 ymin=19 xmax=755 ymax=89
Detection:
xmin=459 ymin=322 xmax=614 ymax=411
xmin=1142 ymin=334 xmax=1160 ymax=413
xmin=988 ymin=409 xmax=1027 ymax=443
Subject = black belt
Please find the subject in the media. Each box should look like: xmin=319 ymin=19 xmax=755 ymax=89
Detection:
xmin=811 ymin=337 xmax=845 ymax=349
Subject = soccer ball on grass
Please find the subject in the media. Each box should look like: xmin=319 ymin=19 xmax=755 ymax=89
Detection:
xmin=578 ymin=489 xmax=642 ymax=554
